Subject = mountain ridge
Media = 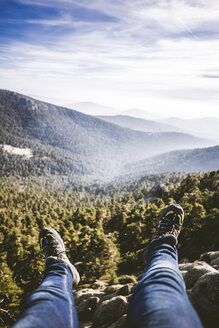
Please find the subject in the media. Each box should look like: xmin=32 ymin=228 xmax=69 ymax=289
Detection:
xmin=122 ymin=145 xmax=219 ymax=179
xmin=97 ymin=114 xmax=181 ymax=133
xmin=160 ymin=117 xmax=219 ymax=142
xmin=0 ymin=89 xmax=214 ymax=179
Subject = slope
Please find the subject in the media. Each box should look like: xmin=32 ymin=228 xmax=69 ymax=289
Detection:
xmin=97 ymin=114 xmax=180 ymax=133
xmin=160 ymin=117 xmax=219 ymax=142
xmin=0 ymin=89 xmax=212 ymax=179
xmin=122 ymin=145 xmax=219 ymax=178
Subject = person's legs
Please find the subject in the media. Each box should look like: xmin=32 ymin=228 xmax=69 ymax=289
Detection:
xmin=126 ymin=204 xmax=203 ymax=328
xmin=12 ymin=228 xmax=80 ymax=328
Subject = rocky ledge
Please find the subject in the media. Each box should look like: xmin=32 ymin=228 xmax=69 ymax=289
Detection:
xmin=74 ymin=251 xmax=219 ymax=328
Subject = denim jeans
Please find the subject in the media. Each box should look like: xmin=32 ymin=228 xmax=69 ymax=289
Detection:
xmin=13 ymin=237 xmax=203 ymax=328
xmin=126 ymin=236 xmax=203 ymax=328
xmin=12 ymin=257 xmax=79 ymax=328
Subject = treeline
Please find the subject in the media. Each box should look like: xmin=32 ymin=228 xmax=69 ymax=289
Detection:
xmin=0 ymin=146 xmax=88 ymax=178
xmin=0 ymin=171 xmax=218 ymax=326
xmin=0 ymin=129 xmax=96 ymax=178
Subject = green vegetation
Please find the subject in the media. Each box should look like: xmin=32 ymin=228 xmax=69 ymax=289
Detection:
xmin=0 ymin=171 xmax=218 ymax=327
xmin=0 ymin=90 xmax=218 ymax=327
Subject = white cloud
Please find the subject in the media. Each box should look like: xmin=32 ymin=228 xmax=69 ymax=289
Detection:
xmin=1 ymin=1 xmax=219 ymax=118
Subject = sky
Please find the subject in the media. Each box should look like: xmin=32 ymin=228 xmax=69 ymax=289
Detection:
xmin=0 ymin=0 xmax=219 ymax=118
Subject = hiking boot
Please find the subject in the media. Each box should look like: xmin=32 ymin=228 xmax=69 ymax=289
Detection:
xmin=39 ymin=227 xmax=80 ymax=285
xmin=152 ymin=204 xmax=184 ymax=241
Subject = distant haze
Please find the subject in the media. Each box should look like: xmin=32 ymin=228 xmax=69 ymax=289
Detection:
xmin=69 ymin=102 xmax=167 ymax=120
xmin=69 ymin=101 xmax=219 ymax=143
xmin=98 ymin=114 xmax=219 ymax=143
xmin=68 ymin=102 xmax=119 ymax=116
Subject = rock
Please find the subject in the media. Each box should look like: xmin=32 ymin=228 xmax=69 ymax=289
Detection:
xmin=210 ymin=257 xmax=219 ymax=266
xmin=200 ymin=251 xmax=219 ymax=264
xmin=178 ymin=263 xmax=194 ymax=271
xmin=117 ymin=285 xmax=132 ymax=296
xmin=75 ymin=251 xmax=219 ymax=328
xmin=101 ymin=285 xmax=125 ymax=302
xmin=98 ymin=284 xmax=132 ymax=303
xmin=74 ymin=289 xmax=104 ymax=306
xmin=101 ymin=285 xmax=133 ymax=301
xmin=191 ymin=272 xmax=219 ymax=322
xmin=108 ymin=314 xmax=127 ymax=328
xmin=76 ymin=297 xmax=100 ymax=321
xmin=180 ymin=270 xmax=188 ymax=280
xmin=186 ymin=289 xmax=193 ymax=302
xmin=183 ymin=261 xmax=217 ymax=289
xmin=93 ymin=296 xmax=128 ymax=325
xmin=209 ymin=251 xmax=219 ymax=261
xmin=179 ymin=258 xmax=190 ymax=264
xmin=92 ymin=280 xmax=106 ymax=289
xmin=104 ymin=285 xmax=124 ymax=294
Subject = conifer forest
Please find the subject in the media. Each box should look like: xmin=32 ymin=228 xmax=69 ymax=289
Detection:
xmin=0 ymin=171 xmax=218 ymax=326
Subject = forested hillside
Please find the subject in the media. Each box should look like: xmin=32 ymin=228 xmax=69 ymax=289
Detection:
xmin=0 ymin=89 xmax=212 ymax=179
xmin=122 ymin=146 xmax=219 ymax=178
xmin=0 ymin=171 xmax=218 ymax=327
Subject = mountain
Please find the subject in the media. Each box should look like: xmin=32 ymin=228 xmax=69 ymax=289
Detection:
xmin=0 ymin=89 xmax=212 ymax=179
xmin=160 ymin=117 xmax=219 ymax=142
xmin=97 ymin=115 xmax=180 ymax=133
xmin=122 ymin=145 xmax=219 ymax=178
xmin=67 ymin=103 xmax=165 ymax=120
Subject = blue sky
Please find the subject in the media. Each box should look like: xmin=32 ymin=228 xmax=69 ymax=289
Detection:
xmin=0 ymin=0 xmax=219 ymax=118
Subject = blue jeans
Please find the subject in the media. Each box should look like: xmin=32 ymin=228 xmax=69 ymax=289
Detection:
xmin=12 ymin=257 xmax=78 ymax=328
xmin=13 ymin=238 xmax=203 ymax=328
xmin=126 ymin=236 xmax=203 ymax=328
